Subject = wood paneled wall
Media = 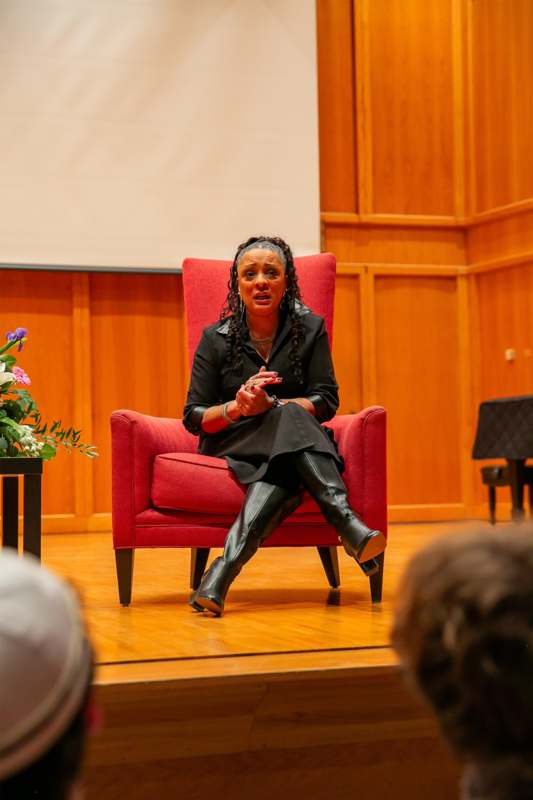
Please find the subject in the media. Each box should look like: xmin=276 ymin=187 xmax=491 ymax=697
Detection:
xmin=318 ymin=0 xmax=532 ymax=521
xmin=470 ymin=0 xmax=533 ymax=215
xmin=467 ymin=0 xmax=533 ymax=510
xmin=1 ymin=0 xmax=531 ymax=530
xmin=319 ymin=0 xmax=469 ymax=521
xmin=0 ymin=271 xmax=185 ymax=531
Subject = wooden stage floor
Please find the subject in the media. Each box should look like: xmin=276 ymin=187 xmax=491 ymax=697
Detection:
xmin=43 ymin=523 xmax=474 ymax=676
xmin=42 ymin=520 xmax=480 ymax=675
xmin=39 ymin=522 xmax=481 ymax=799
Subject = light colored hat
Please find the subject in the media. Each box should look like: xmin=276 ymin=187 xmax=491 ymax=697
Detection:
xmin=0 ymin=550 xmax=92 ymax=780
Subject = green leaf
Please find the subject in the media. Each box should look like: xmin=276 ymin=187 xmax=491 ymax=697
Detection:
xmin=1 ymin=417 xmax=21 ymax=430
xmin=40 ymin=443 xmax=56 ymax=461
xmin=0 ymin=355 xmax=16 ymax=369
xmin=1 ymin=399 xmax=26 ymax=423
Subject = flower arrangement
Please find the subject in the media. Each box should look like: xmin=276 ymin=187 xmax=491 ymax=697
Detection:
xmin=0 ymin=327 xmax=98 ymax=460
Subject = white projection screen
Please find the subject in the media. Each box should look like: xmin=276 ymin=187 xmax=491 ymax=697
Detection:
xmin=0 ymin=0 xmax=319 ymax=271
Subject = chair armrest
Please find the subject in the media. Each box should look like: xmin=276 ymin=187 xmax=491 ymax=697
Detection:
xmin=327 ymin=406 xmax=387 ymax=537
xmin=110 ymin=410 xmax=198 ymax=547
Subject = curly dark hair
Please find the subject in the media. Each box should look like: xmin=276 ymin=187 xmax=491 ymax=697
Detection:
xmin=392 ymin=527 xmax=533 ymax=784
xmin=220 ymin=236 xmax=304 ymax=382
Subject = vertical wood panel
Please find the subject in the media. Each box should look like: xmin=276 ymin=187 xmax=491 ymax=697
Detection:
xmin=72 ymin=273 xmax=94 ymax=517
xmin=374 ymin=276 xmax=462 ymax=505
xmin=0 ymin=271 xmax=75 ymax=515
xmin=354 ymin=0 xmax=373 ymax=214
xmin=457 ymin=274 xmax=476 ymax=510
xmin=316 ymin=0 xmax=358 ymax=213
xmin=451 ymin=0 xmax=467 ymax=218
xmin=472 ymin=0 xmax=533 ymax=212
xmin=471 ymin=262 xmax=533 ymax=511
xmin=331 ymin=275 xmax=363 ymax=413
xmin=365 ymin=0 xmax=456 ymax=216
xmin=89 ymin=273 xmax=185 ymax=514
xmin=476 ymin=263 xmax=533 ymax=399
xmin=359 ymin=269 xmax=377 ymax=407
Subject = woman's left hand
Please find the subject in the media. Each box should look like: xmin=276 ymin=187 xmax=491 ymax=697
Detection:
xmin=244 ymin=366 xmax=282 ymax=393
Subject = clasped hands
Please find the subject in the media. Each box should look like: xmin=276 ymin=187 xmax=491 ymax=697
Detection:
xmin=235 ymin=366 xmax=282 ymax=416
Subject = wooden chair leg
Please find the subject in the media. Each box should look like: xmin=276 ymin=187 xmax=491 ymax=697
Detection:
xmin=488 ymin=486 xmax=496 ymax=524
xmin=369 ymin=552 xmax=385 ymax=603
xmin=317 ymin=546 xmax=340 ymax=589
xmin=190 ymin=547 xmax=210 ymax=590
xmin=115 ymin=549 xmax=134 ymax=606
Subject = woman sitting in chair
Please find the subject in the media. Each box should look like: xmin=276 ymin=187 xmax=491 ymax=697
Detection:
xmin=183 ymin=235 xmax=386 ymax=615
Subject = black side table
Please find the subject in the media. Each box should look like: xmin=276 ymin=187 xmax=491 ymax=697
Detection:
xmin=0 ymin=457 xmax=43 ymax=559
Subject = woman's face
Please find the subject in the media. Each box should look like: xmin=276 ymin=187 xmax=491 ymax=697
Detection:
xmin=236 ymin=248 xmax=287 ymax=318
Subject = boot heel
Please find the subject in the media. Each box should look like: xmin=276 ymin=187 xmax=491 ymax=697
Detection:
xmin=356 ymin=530 xmax=386 ymax=563
xmin=189 ymin=592 xmax=223 ymax=615
xmin=358 ymin=557 xmax=380 ymax=577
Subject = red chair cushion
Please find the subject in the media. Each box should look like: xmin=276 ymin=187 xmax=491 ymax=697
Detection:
xmin=151 ymin=452 xmax=320 ymax=516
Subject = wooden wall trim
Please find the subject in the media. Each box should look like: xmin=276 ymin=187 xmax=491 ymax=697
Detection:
xmin=389 ymin=504 xmax=467 ymax=522
xmin=354 ymin=0 xmax=372 ymax=215
xmin=338 ymin=263 xmax=464 ymax=277
xmin=468 ymin=197 xmax=533 ymax=226
xmin=359 ymin=268 xmax=377 ymax=406
xmin=457 ymin=275 xmax=476 ymax=512
xmin=452 ymin=0 xmax=467 ymax=219
xmin=467 ymin=248 xmax=533 ymax=275
xmin=321 ymin=212 xmax=467 ymax=228
xmin=72 ymin=273 xmax=94 ymax=518
xmin=364 ymin=213 xmax=465 ymax=228
xmin=321 ymin=212 xmax=361 ymax=224
xmin=321 ymin=205 xmax=533 ymax=233
xmin=40 ymin=513 xmax=111 ymax=534
xmin=465 ymin=0 xmax=475 ymax=218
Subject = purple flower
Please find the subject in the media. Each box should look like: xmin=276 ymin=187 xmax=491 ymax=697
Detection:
xmin=13 ymin=366 xmax=31 ymax=386
xmin=6 ymin=327 xmax=28 ymax=351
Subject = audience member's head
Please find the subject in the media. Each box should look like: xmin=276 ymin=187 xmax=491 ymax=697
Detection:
xmin=392 ymin=527 xmax=533 ymax=800
xmin=0 ymin=551 xmax=93 ymax=800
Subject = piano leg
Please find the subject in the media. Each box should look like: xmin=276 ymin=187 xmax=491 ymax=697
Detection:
xmin=507 ymin=458 xmax=526 ymax=522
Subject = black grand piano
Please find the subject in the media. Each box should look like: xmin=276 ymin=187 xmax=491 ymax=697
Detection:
xmin=472 ymin=394 xmax=533 ymax=521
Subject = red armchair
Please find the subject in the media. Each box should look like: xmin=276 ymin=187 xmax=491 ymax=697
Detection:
xmin=111 ymin=254 xmax=387 ymax=605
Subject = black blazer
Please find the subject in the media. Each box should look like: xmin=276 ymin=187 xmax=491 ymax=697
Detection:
xmin=183 ymin=304 xmax=339 ymax=445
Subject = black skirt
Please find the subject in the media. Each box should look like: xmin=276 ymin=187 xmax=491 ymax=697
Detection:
xmin=198 ymin=403 xmax=343 ymax=488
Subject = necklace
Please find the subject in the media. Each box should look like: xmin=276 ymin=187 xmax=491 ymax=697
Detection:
xmin=250 ymin=335 xmax=273 ymax=362
xmin=250 ymin=334 xmax=274 ymax=344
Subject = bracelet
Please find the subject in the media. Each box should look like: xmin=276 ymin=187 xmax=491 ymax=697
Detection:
xmin=221 ymin=401 xmax=235 ymax=424
xmin=269 ymin=395 xmax=283 ymax=408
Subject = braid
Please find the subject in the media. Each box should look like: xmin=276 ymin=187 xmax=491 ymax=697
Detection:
xmin=221 ymin=236 xmax=304 ymax=381
xmin=220 ymin=250 xmax=245 ymax=376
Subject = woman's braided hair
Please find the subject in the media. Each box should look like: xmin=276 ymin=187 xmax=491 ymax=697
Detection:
xmin=220 ymin=236 xmax=304 ymax=382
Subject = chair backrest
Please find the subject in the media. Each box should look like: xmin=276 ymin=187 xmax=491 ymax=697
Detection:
xmin=182 ymin=253 xmax=336 ymax=367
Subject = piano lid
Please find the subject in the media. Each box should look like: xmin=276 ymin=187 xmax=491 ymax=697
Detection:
xmin=472 ymin=394 xmax=533 ymax=459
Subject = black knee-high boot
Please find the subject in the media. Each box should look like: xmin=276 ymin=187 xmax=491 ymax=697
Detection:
xmin=294 ymin=451 xmax=386 ymax=577
xmin=189 ymin=482 xmax=302 ymax=615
